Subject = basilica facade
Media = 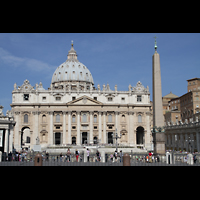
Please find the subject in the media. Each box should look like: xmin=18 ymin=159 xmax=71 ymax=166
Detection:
xmin=11 ymin=42 xmax=152 ymax=151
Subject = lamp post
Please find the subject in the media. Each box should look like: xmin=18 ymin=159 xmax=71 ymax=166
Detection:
xmin=112 ymin=129 xmax=122 ymax=152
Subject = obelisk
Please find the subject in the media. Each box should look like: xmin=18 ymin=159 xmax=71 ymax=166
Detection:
xmin=152 ymin=36 xmax=165 ymax=155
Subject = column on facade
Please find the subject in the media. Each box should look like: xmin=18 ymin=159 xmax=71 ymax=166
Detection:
xmin=103 ymin=111 xmax=106 ymax=144
xmin=115 ymin=111 xmax=118 ymax=145
xmin=63 ymin=111 xmax=66 ymax=145
xmin=128 ymin=112 xmax=134 ymax=146
xmin=98 ymin=112 xmax=102 ymax=144
xmin=33 ymin=111 xmax=39 ymax=145
xmin=133 ymin=112 xmax=137 ymax=147
xmin=89 ymin=111 xmax=93 ymax=144
xmin=77 ymin=111 xmax=80 ymax=145
xmin=145 ymin=112 xmax=151 ymax=150
xmin=68 ymin=111 xmax=71 ymax=144
xmin=49 ymin=112 xmax=53 ymax=145
xmin=4 ymin=128 xmax=9 ymax=153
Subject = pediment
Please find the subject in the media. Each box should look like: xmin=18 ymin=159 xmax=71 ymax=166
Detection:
xmin=67 ymin=95 xmax=103 ymax=105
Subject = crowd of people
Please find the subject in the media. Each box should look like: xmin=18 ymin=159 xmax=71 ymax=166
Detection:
xmin=1 ymin=148 xmax=199 ymax=164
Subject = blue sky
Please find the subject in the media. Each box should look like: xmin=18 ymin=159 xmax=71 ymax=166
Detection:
xmin=0 ymin=33 xmax=200 ymax=114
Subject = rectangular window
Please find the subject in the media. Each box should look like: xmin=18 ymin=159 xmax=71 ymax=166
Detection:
xmin=24 ymin=94 xmax=29 ymax=101
xmin=108 ymin=114 xmax=112 ymax=122
xmin=24 ymin=114 xmax=28 ymax=123
xmin=72 ymin=97 xmax=76 ymax=101
xmin=82 ymin=114 xmax=87 ymax=123
xmin=94 ymin=97 xmax=97 ymax=101
xmin=137 ymin=95 xmax=142 ymax=102
xmin=72 ymin=115 xmax=76 ymax=123
xmin=56 ymin=114 xmax=60 ymax=122
xmin=94 ymin=115 xmax=97 ymax=123
xmin=138 ymin=115 xmax=142 ymax=123
xmin=108 ymin=97 xmax=113 ymax=102
xmin=42 ymin=96 xmax=46 ymax=101
xmin=56 ymin=97 xmax=61 ymax=101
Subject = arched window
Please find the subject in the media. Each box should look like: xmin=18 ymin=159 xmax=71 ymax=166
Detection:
xmin=138 ymin=115 xmax=142 ymax=123
xmin=122 ymin=115 xmax=125 ymax=122
xmin=56 ymin=114 xmax=60 ymax=122
xmin=24 ymin=114 xmax=28 ymax=123
xmin=108 ymin=114 xmax=112 ymax=123
xmin=42 ymin=115 xmax=46 ymax=123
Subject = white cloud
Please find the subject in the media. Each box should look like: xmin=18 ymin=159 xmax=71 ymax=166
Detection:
xmin=0 ymin=47 xmax=55 ymax=72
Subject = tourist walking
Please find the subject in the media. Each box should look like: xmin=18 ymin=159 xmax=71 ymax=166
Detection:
xmin=96 ymin=150 xmax=100 ymax=162
xmin=75 ymin=149 xmax=79 ymax=162
xmin=67 ymin=148 xmax=71 ymax=162
xmin=110 ymin=154 xmax=113 ymax=162
xmin=60 ymin=153 xmax=63 ymax=162
xmin=87 ymin=148 xmax=90 ymax=162
xmin=114 ymin=150 xmax=118 ymax=162
xmin=119 ymin=150 xmax=123 ymax=163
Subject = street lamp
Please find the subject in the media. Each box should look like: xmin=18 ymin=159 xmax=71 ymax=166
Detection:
xmin=112 ymin=129 xmax=122 ymax=152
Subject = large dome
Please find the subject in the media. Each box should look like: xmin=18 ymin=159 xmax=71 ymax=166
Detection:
xmin=51 ymin=42 xmax=94 ymax=85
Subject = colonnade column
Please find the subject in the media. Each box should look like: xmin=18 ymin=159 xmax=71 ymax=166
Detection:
xmin=77 ymin=111 xmax=80 ymax=145
xmin=9 ymin=124 xmax=14 ymax=153
xmin=63 ymin=111 xmax=66 ymax=145
xmin=196 ymin=131 xmax=200 ymax=152
xmin=4 ymin=128 xmax=8 ymax=153
xmin=49 ymin=111 xmax=53 ymax=145
xmin=98 ymin=112 xmax=102 ymax=143
xmin=14 ymin=112 xmax=20 ymax=151
xmin=89 ymin=111 xmax=93 ymax=144
xmin=68 ymin=111 xmax=71 ymax=144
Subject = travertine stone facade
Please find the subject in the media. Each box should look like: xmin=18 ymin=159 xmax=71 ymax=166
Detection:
xmin=11 ymin=43 xmax=152 ymax=151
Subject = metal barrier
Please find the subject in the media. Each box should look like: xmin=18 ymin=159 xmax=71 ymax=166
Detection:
xmin=1 ymin=151 xmax=200 ymax=166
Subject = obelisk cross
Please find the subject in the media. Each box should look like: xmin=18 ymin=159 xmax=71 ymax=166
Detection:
xmin=153 ymin=35 xmax=158 ymax=46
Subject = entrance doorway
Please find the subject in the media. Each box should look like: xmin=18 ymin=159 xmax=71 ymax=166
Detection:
xmin=108 ymin=132 xmax=113 ymax=144
xmin=82 ymin=132 xmax=87 ymax=144
xmin=93 ymin=136 xmax=98 ymax=144
xmin=72 ymin=137 xmax=76 ymax=145
xmin=55 ymin=132 xmax=61 ymax=145
xmin=136 ymin=127 xmax=144 ymax=144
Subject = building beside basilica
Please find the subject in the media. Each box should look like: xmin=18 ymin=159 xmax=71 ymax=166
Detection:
xmin=11 ymin=42 xmax=152 ymax=152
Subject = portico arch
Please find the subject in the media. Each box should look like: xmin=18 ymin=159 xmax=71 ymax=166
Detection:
xmin=21 ymin=126 xmax=31 ymax=149
xmin=136 ymin=126 xmax=144 ymax=144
